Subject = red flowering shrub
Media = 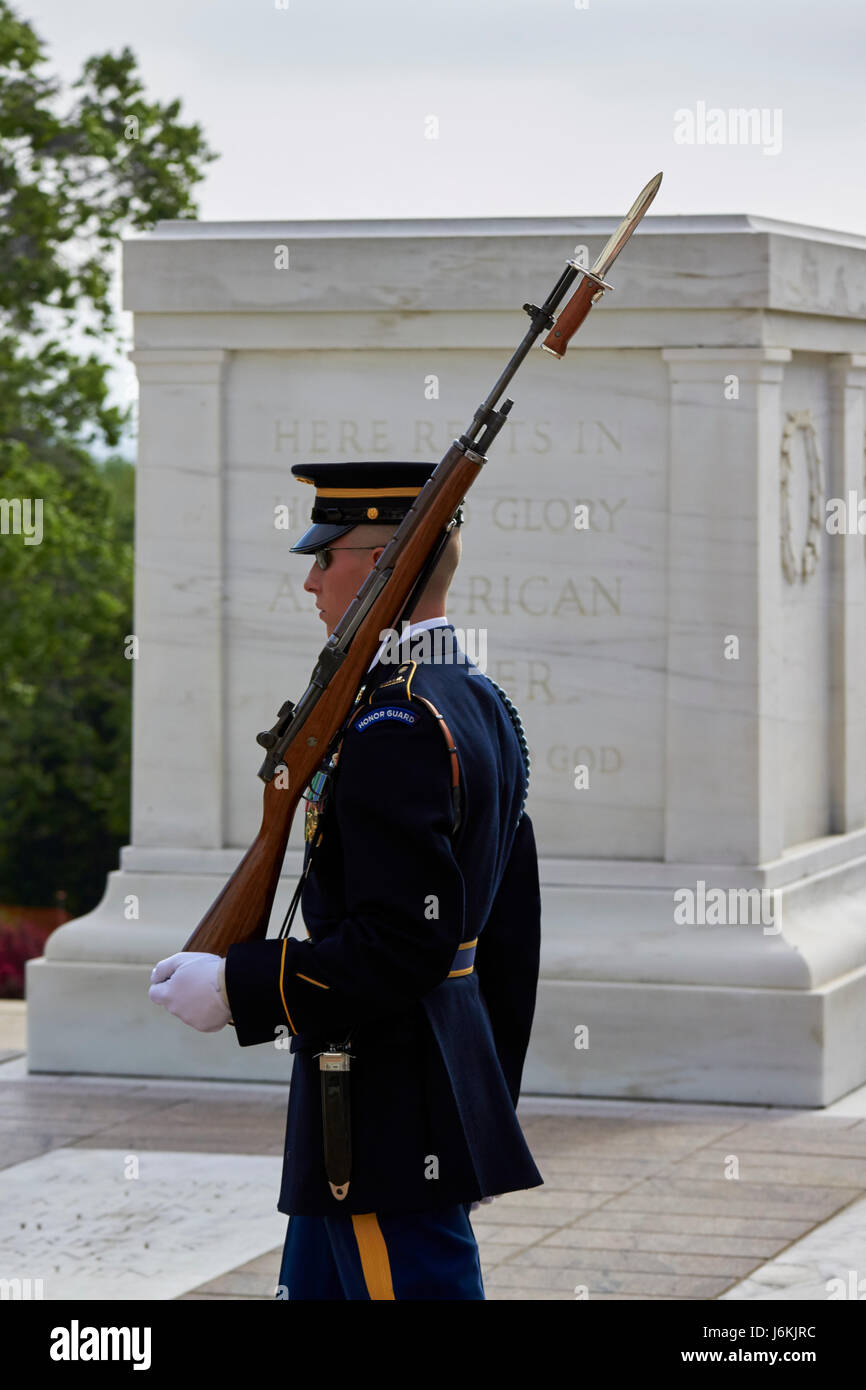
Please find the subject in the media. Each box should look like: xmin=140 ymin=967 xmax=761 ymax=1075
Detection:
xmin=0 ymin=907 xmax=68 ymax=999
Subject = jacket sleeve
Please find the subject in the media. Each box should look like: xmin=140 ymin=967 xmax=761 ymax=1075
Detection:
xmin=224 ymin=702 xmax=466 ymax=1046
xmin=475 ymin=811 xmax=541 ymax=1106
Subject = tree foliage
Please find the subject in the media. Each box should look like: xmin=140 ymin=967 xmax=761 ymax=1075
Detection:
xmin=0 ymin=3 xmax=217 ymax=913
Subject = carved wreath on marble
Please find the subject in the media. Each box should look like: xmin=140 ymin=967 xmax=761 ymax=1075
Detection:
xmin=780 ymin=409 xmax=824 ymax=584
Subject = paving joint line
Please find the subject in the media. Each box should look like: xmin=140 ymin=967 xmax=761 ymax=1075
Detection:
xmin=489 ymin=1115 xmax=832 ymax=1297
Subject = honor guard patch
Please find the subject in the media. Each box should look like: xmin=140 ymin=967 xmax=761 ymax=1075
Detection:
xmin=353 ymin=705 xmax=419 ymax=733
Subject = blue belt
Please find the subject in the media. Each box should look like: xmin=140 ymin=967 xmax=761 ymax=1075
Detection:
xmin=448 ymin=938 xmax=477 ymax=977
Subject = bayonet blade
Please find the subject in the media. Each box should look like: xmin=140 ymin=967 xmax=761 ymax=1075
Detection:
xmin=590 ymin=171 xmax=662 ymax=280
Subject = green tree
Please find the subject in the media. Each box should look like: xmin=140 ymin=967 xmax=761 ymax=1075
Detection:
xmin=0 ymin=3 xmax=218 ymax=914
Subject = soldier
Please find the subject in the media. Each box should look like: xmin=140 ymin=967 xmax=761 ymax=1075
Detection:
xmin=149 ymin=461 xmax=543 ymax=1300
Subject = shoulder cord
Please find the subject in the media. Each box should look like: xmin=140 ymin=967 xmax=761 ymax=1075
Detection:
xmin=482 ymin=675 xmax=531 ymax=826
xmin=410 ymin=693 xmax=462 ymax=837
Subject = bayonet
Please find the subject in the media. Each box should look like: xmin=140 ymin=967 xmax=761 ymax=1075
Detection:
xmin=542 ymin=171 xmax=663 ymax=359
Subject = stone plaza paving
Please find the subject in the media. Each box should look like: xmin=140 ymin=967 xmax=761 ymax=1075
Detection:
xmin=2 ymin=1002 xmax=866 ymax=1301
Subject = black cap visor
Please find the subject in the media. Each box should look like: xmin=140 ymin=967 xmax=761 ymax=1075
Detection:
xmin=289 ymin=521 xmax=356 ymax=555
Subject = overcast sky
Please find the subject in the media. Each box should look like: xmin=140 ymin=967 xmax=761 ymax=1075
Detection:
xmin=20 ymin=0 xmax=866 ymax=438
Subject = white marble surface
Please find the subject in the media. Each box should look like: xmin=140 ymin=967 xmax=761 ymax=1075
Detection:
xmin=0 ymin=1149 xmax=285 ymax=1300
xmin=122 ymin=214 xmax=866 ymax=320
xmin=722 ymin=1191 xmax=866 ymax=1300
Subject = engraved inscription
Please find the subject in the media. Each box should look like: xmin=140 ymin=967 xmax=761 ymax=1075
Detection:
xmin=492 ymin=497 xmax=626 ymax=532
xmin=268 ymin=576 xmax=310 ymax=611
xmin=271 ymin=418 xmax=622 ymax=458
xmin=452 ymin=575 xmax=622 ymax=618
xmin=485 ymin=660 xmax=557 ymax=704
xmin=275 ymin=419 xmax=392 ymax=454
xmin=546 ymin=745 xmax=623 ymax=774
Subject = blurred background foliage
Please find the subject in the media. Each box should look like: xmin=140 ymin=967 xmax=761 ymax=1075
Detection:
xmin=0 ymin=1 xmax=217 ymax=917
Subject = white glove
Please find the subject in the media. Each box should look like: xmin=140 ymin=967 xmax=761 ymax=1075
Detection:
xmin=148 ymin=952 xmax=230 ymax=1033
xmin=470 ymin=1196 xmax=498 ymax=1212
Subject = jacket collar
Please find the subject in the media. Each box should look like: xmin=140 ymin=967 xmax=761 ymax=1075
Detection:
xmin=363 ymin=619 xmax=457 ymax=691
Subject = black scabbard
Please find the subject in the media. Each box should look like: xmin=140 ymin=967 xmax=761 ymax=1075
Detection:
xmin=318 ymin=1048 xmax=352 ymax=1200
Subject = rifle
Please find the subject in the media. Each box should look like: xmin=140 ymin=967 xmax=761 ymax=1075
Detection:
xmin=183 ymin=171 xmax=662 ymax=956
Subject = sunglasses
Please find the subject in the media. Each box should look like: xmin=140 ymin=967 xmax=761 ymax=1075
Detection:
xmin=313 ymin=545 xmax=380 ymax=572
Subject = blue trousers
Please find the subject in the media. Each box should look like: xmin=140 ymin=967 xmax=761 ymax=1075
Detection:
xmin=276 ymin=1202 xmax=485 ymax=1300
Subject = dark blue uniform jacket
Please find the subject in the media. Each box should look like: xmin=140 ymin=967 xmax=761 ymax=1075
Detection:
xmin=225 ymin=624 xmax=543 ymax=1216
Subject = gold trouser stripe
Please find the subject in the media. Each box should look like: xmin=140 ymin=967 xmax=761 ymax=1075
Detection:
xmin=295 ymin=971 xmax=329 ymax=989
xmin=351 ymin=1214 xmax=396 ymax=1300
xmin=278 ymin=940 xmax=297 ymax=1034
